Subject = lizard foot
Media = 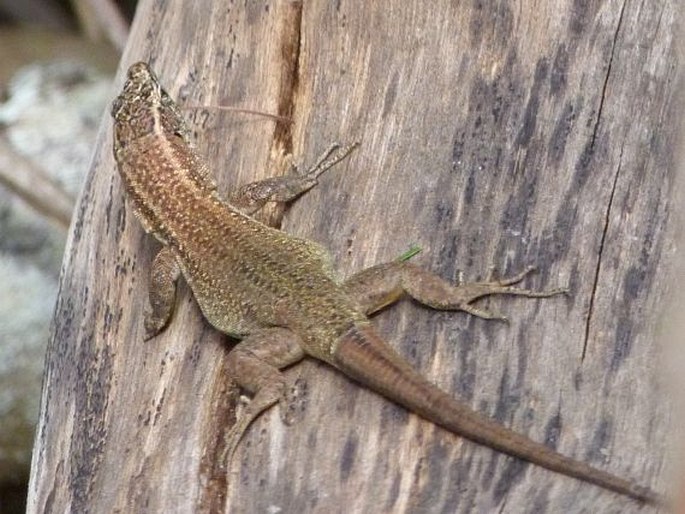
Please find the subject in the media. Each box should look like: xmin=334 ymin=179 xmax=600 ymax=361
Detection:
xmin=449 ymin=266 xmax=569 ymax=320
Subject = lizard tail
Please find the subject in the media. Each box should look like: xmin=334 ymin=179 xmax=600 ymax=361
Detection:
xmin=332 ymin=324 xmax=662 ymax=505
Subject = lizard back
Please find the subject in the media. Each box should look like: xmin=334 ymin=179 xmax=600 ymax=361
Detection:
xmin=112 ymin=63 xmax=365 ymax=348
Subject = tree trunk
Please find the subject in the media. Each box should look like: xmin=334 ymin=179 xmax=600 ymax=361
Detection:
xmin=27 ymin=1 xmax=680 ymax=512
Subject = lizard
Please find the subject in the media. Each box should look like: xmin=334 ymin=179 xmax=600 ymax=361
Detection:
xmin=110 ymin=61 xmax=661 ymax=505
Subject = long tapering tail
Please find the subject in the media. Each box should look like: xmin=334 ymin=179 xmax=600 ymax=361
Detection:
xmin=332 ymin=324 xmax=661 ymax=505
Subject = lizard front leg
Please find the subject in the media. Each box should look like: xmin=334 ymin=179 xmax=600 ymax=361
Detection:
xmin=144 ymin=247 xmax=181 ymax=340
xmin=344 ymin=260 xmax=567 ymax=319
xmin=222 ymin=327 xmax=305 ymax=465
xmin=228 ymin=142 xmax=359 ymax=214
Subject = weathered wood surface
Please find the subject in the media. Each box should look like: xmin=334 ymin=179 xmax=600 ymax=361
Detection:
xmin=27 ymin=1 xmax=681 ymax=513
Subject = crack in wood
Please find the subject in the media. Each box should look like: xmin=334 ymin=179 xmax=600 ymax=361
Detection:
xmin=580 ymin=0 xmax=627 ymax=362
xmin=271 ymin=1 xmax=303 ymax=156
xmin=590 ymin=0 xmax=627 ymax=148
xmin=582 ymin=143 xmax=625 ymax=362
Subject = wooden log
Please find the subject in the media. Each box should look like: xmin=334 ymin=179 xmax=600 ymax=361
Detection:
xmin=27 ymin=1 xmax=680 ymax=512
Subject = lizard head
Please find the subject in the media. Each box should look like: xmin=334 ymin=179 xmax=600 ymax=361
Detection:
xmin=111 ymin=62 xmax=190 ymax=151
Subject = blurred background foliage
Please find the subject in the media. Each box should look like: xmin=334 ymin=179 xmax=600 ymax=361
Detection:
xmin=0 ymin=1 xmax=136 ymax=511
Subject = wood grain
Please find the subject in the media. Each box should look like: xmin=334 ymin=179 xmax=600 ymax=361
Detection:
xmin=27 ymin=1 xmax=681 ymax=512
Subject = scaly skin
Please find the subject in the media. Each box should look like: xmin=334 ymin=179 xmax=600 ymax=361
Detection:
xmin=111 ymin=62 xmax=661 ymax=505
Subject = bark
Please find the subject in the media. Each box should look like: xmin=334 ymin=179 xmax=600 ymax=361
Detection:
xmin=27 ymin=1 xmax=681 ymax=512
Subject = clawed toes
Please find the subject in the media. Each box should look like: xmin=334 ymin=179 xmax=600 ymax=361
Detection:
xmin=143 ymin=319 xmax=163 ymax=341
xmin=461 ymin=303 xmax=508 ymax=322
xmin=280 ymin=378 xmax=308 ymax=425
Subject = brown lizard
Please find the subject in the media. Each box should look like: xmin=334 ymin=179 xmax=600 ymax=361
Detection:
xmin=111 ymin=61 xmax=661 ymax=505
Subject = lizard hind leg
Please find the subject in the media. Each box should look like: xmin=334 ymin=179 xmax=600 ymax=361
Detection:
xmin=221 ymin=327 xmax=306 ymax=468
xmin=344 ymin=261 xmax=567 ymax=320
